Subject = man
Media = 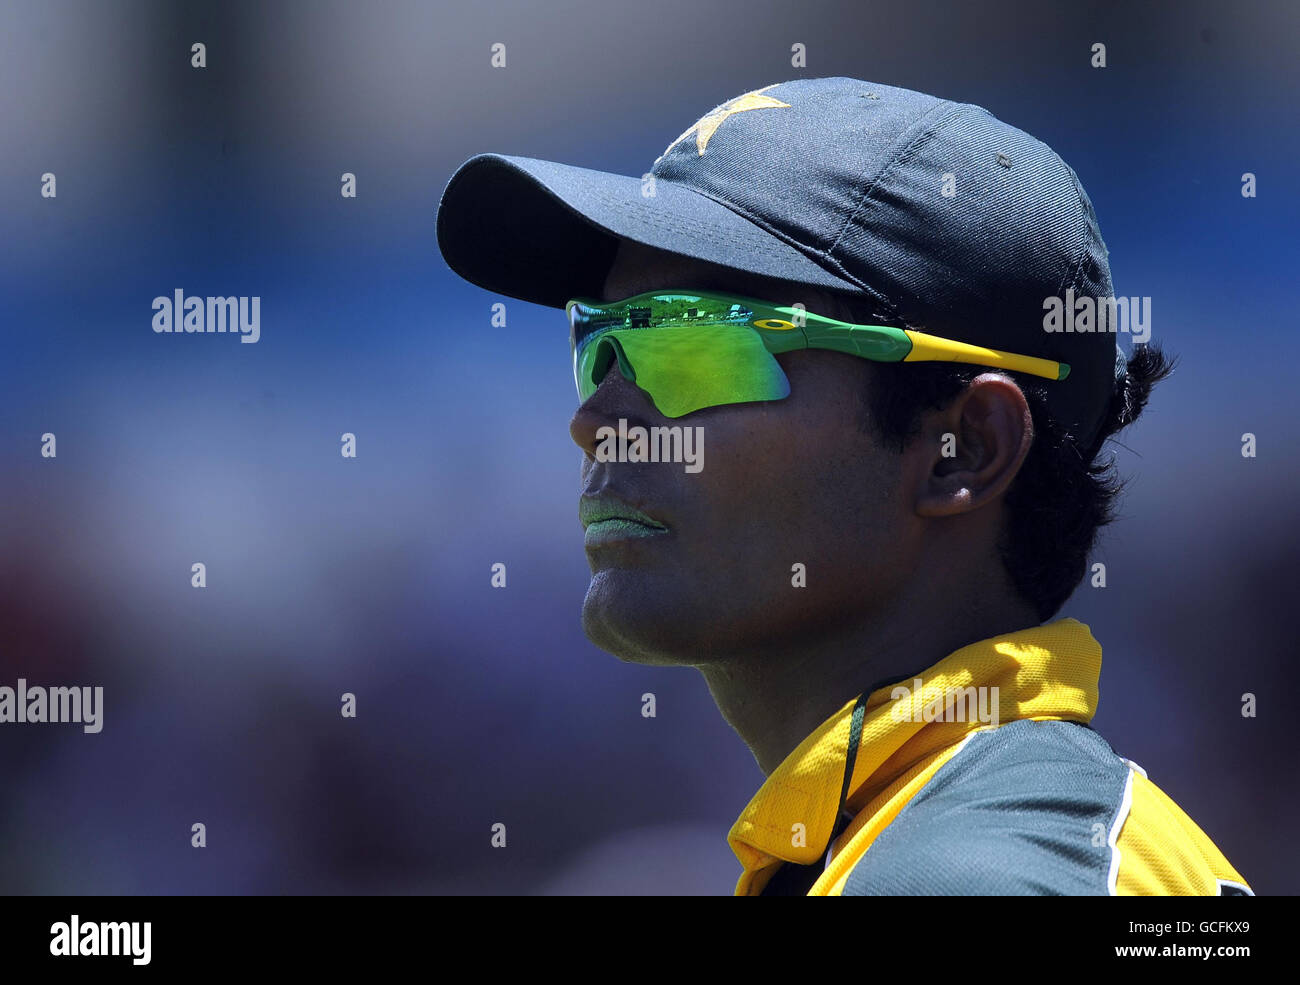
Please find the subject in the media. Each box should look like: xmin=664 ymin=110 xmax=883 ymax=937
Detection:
xmin=436 ymin=77 xmax=1252 ymax=895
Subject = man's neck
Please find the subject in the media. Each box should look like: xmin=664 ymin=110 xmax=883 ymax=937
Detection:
xmin=698 ymin=594 xmax=1041 ymax=776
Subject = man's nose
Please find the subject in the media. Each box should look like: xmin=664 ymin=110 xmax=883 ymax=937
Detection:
xmin=568 ymin=358 xmax=653 ymax=456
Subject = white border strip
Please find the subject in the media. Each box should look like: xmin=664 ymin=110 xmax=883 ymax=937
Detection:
xmin=1216 ymin=878 xmax=1255 ymax=896
xmin=1121 ymin=757 xmax=1148 ymax=779
xmin=1106 ymin=767 xmax=1138 ymax=896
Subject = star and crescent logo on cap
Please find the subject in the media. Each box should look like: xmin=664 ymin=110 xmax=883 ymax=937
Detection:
xmin=655 ymin=84 xmax=791 ymax=163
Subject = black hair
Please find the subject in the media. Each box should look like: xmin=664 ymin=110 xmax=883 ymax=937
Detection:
xmin=859 ymin=344 xmax=1175 ymax=622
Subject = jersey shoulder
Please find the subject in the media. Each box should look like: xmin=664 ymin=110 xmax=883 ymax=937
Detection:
xmin=840 ymin=719 xmax=1251 ymax=896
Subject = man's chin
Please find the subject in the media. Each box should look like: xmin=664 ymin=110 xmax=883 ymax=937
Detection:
xmin=580 ymin=569 xmax=705 ymax=667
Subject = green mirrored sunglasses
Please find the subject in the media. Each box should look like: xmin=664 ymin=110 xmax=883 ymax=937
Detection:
xmin=568 ymin=289 xmax=1069 ymax=419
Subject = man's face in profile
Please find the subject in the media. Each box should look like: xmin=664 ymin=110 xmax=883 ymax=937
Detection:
xmin=568 ymin=240 xmax=916 ymax=667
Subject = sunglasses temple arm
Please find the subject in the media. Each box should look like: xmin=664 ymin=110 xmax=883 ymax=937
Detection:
xmin=903 ymin=330 xmax=1070 ymax=381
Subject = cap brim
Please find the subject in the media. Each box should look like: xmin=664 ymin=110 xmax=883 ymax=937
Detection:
xmin=435 ymin=153 xmax=861 ymax=308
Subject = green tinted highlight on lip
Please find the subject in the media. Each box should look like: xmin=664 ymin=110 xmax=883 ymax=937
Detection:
xmin=579 ymin=496 xmax=667 ymax=530
xmin=583 ymin=517 xmax=669 ymax=546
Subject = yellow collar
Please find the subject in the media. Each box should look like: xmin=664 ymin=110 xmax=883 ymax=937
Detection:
xmin=727 ymin=618 xmax=1102 ymax=881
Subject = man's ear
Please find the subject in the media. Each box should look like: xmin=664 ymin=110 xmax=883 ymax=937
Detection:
xmin=907 ymin=374 xmax=1034 ymax=518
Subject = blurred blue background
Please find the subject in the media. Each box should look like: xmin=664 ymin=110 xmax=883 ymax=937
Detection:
xmin=1 ymin=0 xmax=1296 ymax=894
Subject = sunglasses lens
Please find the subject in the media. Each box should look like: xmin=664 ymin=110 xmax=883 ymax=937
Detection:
xmin=574 ymin=324 xmax=790 ymax=417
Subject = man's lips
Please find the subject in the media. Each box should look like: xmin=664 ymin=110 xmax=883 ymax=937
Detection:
xmin=579 ymin=495 xmax=668 ymax=530
xmin=579 ymin=494 xmax=669 ymax=547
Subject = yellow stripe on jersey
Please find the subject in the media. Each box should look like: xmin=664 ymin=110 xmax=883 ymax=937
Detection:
xmin=1113 ymin=769 xmax=1252 ymax=896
